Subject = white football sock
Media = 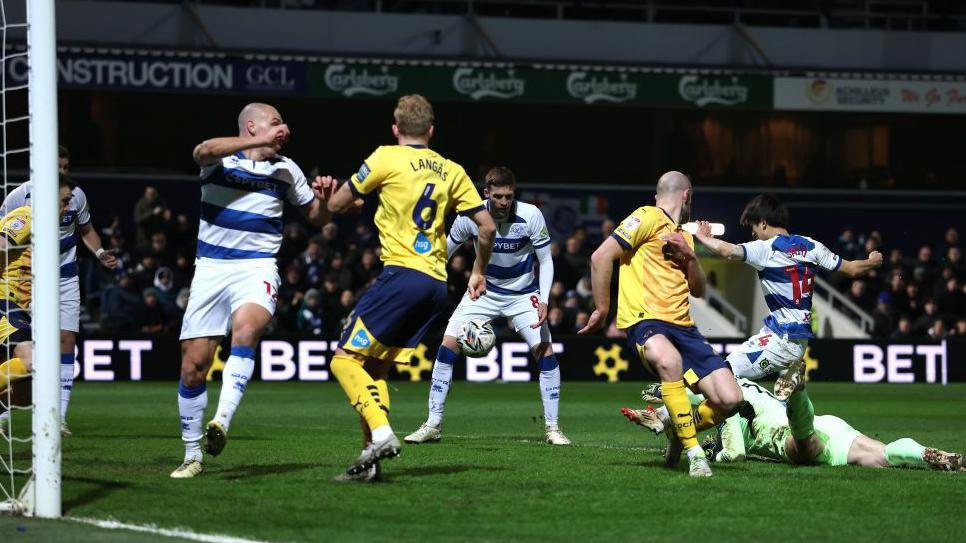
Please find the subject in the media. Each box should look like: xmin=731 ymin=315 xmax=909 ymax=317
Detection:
xmin=178 ymin=382 xmax=207 ymax=461
xmin=213 ymin=347 xmax=256 ymax=432
xmin=427 ymin=345 xmax=458 ymax=427
xmin=371 ymin=424 xmax=394 ymax=442
xmin=60 ymin=354 xmax=75 ymax=421
xmin=538 ymin=356 xmax=561 ymax=426
xmin=539 ymin=368 xmax=561 ymax=426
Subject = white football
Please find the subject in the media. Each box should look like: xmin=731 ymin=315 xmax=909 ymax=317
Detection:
xmin=456 ymin=320 xmax=496 ymax=357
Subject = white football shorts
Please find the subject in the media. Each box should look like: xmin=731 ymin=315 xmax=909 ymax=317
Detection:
xmin=727 ymin=326 xmax=807 ymax=380
xmin=60 ymin=276 xmax=81 ymax=333
xmin=444 ymin=289 xmax=551 ymax=349
xmin=180 ymin=259 xmax=280 ymax=340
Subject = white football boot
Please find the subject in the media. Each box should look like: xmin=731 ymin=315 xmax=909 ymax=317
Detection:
xmin=404 ymin=423 xmax=442 ymax=444
xmin=346 ymin=433 xmax=401 ymax=476
xmin=545 ymin=425 xmax=571 ymax=445
xmin=620 ymin=406 xmax=666 ymax=434
xmin=170 ymin=458 xmax=204 ymax=479
xmin=688 ymin=454 xmax=713 ymax=477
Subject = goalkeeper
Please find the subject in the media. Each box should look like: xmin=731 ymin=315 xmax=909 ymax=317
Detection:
xmin=622 ymin=370 xmax=965 ymax=472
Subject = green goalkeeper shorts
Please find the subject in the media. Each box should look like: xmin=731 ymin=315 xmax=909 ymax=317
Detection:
xmin=813 ymin=415 xmax=862 ymax=466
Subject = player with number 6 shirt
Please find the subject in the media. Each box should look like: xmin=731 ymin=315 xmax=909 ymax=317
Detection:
xmin=405 ymin=166 xmax=571 ymax=447
xmin=319 ymin=95 xmax=497 ymax=481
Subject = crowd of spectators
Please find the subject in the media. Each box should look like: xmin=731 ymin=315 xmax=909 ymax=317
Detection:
xmin=833 ymin=226 xmax=966 ymax=340
xmin=80 ymin=185 xmax=963 ymax=341
xmin=82 ymin=185 xmax=615 ymax=338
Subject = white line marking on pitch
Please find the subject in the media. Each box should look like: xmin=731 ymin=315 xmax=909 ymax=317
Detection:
xmin=67 ymin=517 xmax=285 ymax=543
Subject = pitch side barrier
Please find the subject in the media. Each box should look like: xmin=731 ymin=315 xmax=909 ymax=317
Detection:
xmin=66 ymin=335 xmax=964 ymax=385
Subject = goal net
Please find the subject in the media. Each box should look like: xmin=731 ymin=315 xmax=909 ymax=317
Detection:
xmin=0 ymin=0 xmax=61 ymax=518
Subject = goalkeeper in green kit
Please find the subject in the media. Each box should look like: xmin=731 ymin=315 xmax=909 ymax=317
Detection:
xmin=623 ymin=367 xmax=965 ymax=472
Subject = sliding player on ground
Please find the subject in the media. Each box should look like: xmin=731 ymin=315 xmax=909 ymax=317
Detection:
xmin=322 ymin=95 xmax=496 ymax=481
xmin=0 ymin=146 xmax=118 ymax=436
xmin=405 ymin=167 xmax=569 ymax=446
xmin=171 ymin=103 xmax=332 ymax=478
xmin=0 ymin=177 xmax=76 ymax=436
xmin=623 ymin=374 xmax=965 ymax=472
xmin=579 ymin=171 xmax=742 ymax=477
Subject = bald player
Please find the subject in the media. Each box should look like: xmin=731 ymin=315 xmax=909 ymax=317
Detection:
xmin=579 ymin=172 xmax=742 ymax=477
xmin=170 ymin=103 xmax=335 ymax=478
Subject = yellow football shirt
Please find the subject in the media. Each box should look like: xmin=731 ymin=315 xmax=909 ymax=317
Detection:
xmin=611 ymin=205 xmax=695 ymax=329
xmin=350 ymin=145 xmax=484 ymax=281
xmin=0 ymin=206 xmax=33 ymax=309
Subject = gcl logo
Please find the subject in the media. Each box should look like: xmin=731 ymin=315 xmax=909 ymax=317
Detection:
xmin=245 ymin=65 xmax=295 ymax=90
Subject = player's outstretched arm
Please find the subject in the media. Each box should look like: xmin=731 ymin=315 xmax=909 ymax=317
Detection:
xmin=693 ymin=220 xmax=743 ymax=260
xmin=467 ymin=209 xmax=496 ymax=301
xmin=192 ymin=124 xmax=289 ymax=166
xmin=838 ymin=251 xmax=884 ymax=278
xmin=579 ymin=237 xmax=623 ymax=334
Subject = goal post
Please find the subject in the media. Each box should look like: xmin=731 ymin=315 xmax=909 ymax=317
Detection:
xmin=28 ymin=0 xmax=61 ymax=518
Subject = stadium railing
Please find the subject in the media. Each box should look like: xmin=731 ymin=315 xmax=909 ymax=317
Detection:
xmin=813 ymin=275 xmax=875 ymax=335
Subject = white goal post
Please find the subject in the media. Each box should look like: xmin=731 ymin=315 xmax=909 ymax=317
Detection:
xmin=28 ymin=0 xmax=62 ymax=518
xmin=0 ymin=0 xmax=60 ymax=518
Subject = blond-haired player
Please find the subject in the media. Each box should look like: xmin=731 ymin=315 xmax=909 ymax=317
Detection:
xmin=319 ymin=95 xmax=496 ymax=481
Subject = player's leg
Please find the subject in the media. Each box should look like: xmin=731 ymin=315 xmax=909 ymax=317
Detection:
xmin=405 ymin=331 xmax=458 ymax=444
xmin=59 ymin=277 xmax=81 ymax=435
xmin=509 ymin=296 xmax=568 ymax=445
xmin=173 ymin=336 xmax=220 ymax=478
xmin=692 ymin=368 xmax=743 ymax=431
xmin=630 ymin=325 xmax=705 ymax=473
xmin=172 ymin=264 xmax=230 ymax=478
xmin=679 ymin=327 xmax=742 ymax=433
xmin=0 ymin=320 xmax=33 ymax=391
xmin=414 ymin=291 xmax=502 ymax=441
xmin=330 ymin=349 xmax=401 ymax=474
xmin=206 ymin=302 xmax=271 ymax=456
xmin=59 ymin=331 xmax=77 ymax=436
xmin=531 ymin=340 xmax=567 ymax=444
xmin=206 ymin=263 xmax=280 ymax=455
xmin=847 ymin=434 xmax=965 ymax=471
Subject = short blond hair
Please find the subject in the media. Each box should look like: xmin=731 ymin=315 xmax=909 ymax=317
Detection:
xmin=394 ymin=94 xmax=434 ymax=137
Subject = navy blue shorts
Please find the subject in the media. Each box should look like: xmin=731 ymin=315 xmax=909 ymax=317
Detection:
xmin=625 ymin=320 xmax=730 ymax=387
xmin=339 ymin=266 xmax=448 ymax=363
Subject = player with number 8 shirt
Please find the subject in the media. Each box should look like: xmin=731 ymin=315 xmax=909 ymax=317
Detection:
xmin=405 ymin=166 xmax=571 ymax=447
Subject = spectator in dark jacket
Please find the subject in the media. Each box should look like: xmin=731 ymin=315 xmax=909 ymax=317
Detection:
xmin=138 ymin=288 xmax=166 ymax=335
xmin=101 ymin=272 xmax=143 ymax=333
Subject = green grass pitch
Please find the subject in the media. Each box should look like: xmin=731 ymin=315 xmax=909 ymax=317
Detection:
xmin=2 ymin=380 xmax=965 ymax=542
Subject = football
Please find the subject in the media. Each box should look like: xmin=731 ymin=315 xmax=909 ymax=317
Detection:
xmin=456 ymin=319 xmax=496 ymax=357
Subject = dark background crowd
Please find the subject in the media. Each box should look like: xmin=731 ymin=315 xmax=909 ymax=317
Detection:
xmin=832 ymin=226 xmax=966 ymax=340
xmin=81 ymin=184 xmax=964 ymax=341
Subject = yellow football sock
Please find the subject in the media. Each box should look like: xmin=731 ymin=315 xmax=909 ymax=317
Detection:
xmin=661 ymin=380 xmax=699 ymax=450
xmin=0 ymin=357 xmax=28 ymax=390
xmin=330 ymin=355 xmax=389 ymax=431
xmin=374 ymin=379 xmax=390 ymax=414
xmin=694 ymin=400 xmax=732 ymax=431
